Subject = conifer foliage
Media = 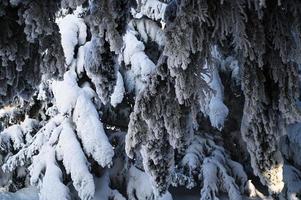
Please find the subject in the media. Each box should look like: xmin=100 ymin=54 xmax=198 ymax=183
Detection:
xmin=1 ymin=0 xmax=301 ymax=199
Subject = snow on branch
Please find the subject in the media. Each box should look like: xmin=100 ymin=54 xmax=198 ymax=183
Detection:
xmin=58 ymin=14 xmax=87 ymax=66
xmin=0 ymin=117 xmax=39 ymax=153
xmin=110 ymin=72 xmax=125 ymax=108
xmin=131 ymin=0 xmax=167 ymax=21
xmin=30 ymin=144 xmax=70 ymax=200
xmin=2 ymin=69 xmax=114 ymax=200
xmin=172 ymin=133 xmax=252 ymax=200
xmin=56 ymin=119 xmax=95 ymax=200
xmin=73 ymin=84 xmax=114 ymax=167
xmin=123 ymin=26 xmax=156 ymax=94
xmin=2 ymin=116 xmax=63 ymax=172
xmin=200 ymin=62 xmax=229 ymax=130
xmin=129 ymin=18 xmax=165 ymax=47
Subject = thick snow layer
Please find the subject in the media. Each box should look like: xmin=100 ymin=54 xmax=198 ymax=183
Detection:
xmin=29 ymin=144 xmax=70 ymax=200
xmin=2 ymin=68 xmax=115 ymax=200
xmin=122 ymin=18 xmax=165 ymax=94
xmin=123 ymin=29 xmax=156 ymax=93
xmin=58 ymin=14 xmax=87 ymax=65
xmin=73 ymin=84 xmax=114 ymax=167
xmin=56 ymin=119 xmax=95 ymax=200
xmin=53 ymin=69 xmax=114 ymax=167
xmin=52 ymin=70 xmax=80 ymax=114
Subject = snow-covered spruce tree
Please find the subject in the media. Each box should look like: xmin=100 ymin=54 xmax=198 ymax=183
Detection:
xmin=1 ymin=0 xmax=301 ymax=200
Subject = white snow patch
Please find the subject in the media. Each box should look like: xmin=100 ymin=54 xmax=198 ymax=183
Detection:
xmin=58 ymin=14 xmax=87 ymax=65
xmin=52 ymin=70 xmax=80 ymax=114
xmin=123 ymin=29 xmax=156 ymax=93
xmin=56 ymin=119 xmax=95 ymax=200
xmin=200 ymin=64 xmax=229 ymax=130
xmin=73 ymin=84 xmax=114 ymax=167
xmin=30 ymin=144 xmax=70 ymax=200
xmin=110 ymin=72 xmax=125 ymax=107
